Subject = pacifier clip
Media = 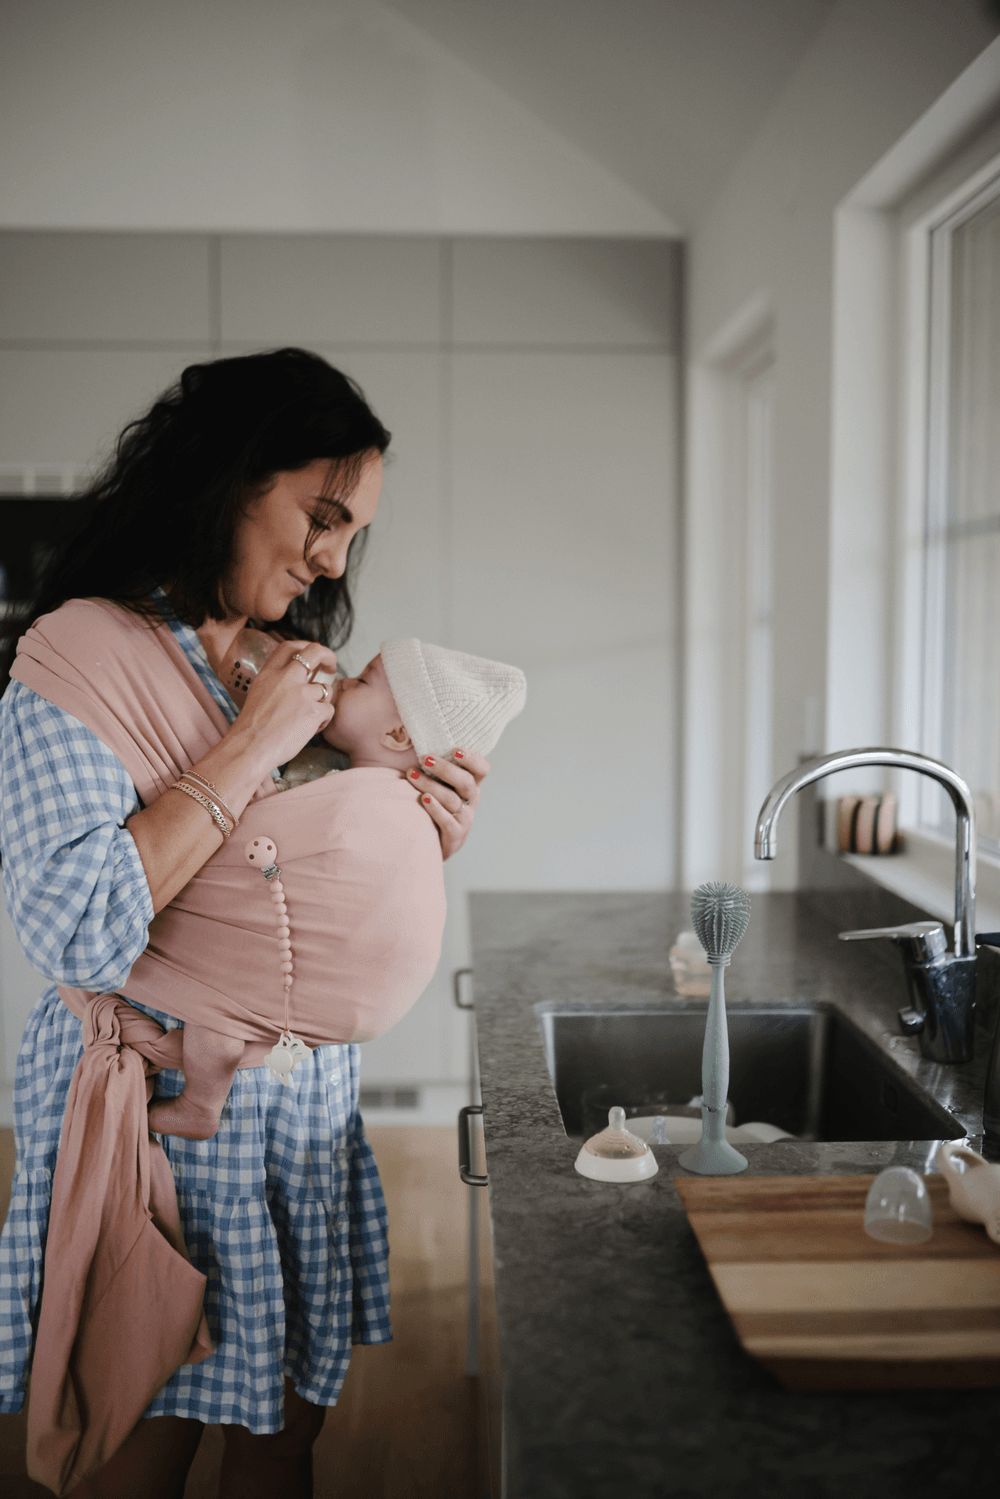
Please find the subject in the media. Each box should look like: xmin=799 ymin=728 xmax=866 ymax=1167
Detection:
xmin=245 ymin=836 xmax=312 ymax=1082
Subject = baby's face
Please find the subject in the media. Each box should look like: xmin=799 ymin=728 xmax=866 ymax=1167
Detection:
xmin=324 ymin=652 xmax=414 ymax=766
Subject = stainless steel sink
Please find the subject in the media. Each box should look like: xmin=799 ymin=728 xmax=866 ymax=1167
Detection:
xmin=537 ymin=1003 xmax=965 ymax=1142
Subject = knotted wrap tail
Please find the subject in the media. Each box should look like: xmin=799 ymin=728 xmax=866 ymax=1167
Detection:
xmin=25 ymin=993 xmax=214 ymax=1497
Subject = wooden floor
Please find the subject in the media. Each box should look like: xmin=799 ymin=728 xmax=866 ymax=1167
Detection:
xmin=0 ymin=1124 xmax=479 ymax=1498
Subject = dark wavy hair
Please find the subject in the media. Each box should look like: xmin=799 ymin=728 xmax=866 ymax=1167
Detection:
xmin=0 ymin=347 xmax=391 ymax=694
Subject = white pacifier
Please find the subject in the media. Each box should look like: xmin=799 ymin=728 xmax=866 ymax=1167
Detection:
xmin=265 ymin=1029 xmax=311 ymax=1083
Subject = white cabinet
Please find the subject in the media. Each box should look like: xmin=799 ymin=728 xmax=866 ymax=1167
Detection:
xmin=0 ymin=233 xmax=212 ymax=344
xmin=452 ymin=237 xmax=681 ymax=348
xmin=219 ymin=235 xmax=444 ymax=346
xmin=0 ymin=348 xmax=213 ymax=473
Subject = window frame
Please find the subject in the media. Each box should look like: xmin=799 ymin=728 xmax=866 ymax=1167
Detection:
xmin=891 ymin=120 xmax=1000 ymax=916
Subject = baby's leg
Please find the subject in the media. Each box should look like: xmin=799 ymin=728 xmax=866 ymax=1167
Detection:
xmin=148 ymin=1024 xmax=246 ymax=1140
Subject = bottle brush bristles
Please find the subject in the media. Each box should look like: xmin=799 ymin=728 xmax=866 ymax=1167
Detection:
xmin=690 ymin=881 xmax=751 ymax=963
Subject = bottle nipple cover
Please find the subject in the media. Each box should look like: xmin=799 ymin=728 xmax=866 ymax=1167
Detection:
xmin=574 ymin=1106 xmax=659 ymax=1182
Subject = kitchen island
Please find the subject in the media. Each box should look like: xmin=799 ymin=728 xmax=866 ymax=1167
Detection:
xmin=468 ymin=890 xmax=1000 ymax=1499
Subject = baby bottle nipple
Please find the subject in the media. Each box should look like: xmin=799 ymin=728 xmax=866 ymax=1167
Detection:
xmin=574 ymin=1106 xmax=659 ymax=1183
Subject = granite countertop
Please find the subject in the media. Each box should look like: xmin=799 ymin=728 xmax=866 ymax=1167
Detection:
xmin=468 ymin=890 xmax=1000 ymax=1499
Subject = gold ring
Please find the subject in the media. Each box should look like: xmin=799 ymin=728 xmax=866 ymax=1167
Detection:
xmin=291 ymin=653 xmax=315 ymax=674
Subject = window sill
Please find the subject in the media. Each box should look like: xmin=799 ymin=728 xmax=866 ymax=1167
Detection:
xmin=842 ymin=827 xmax=1000 ymax=935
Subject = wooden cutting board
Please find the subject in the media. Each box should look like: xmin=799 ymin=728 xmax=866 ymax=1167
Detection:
xmin=676 ymin=1173 xmax=1000 ymax=1390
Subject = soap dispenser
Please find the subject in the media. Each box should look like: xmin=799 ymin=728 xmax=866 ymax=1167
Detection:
xmin=575 ymin=1106 xmax=659 ymax=1182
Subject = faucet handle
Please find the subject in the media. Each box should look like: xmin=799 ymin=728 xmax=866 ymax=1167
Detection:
xmin=838 ymin=920 xmax=947 ymax=962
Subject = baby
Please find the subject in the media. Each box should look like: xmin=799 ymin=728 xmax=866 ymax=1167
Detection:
xmin=146 ymin=635 xmax=526 ymax=1139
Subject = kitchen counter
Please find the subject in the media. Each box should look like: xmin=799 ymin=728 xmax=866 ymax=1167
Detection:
xmin=468 ymin=890 xmax=1000 ymax=1499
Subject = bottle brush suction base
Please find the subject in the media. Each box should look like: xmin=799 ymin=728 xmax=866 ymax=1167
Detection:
xmin=678 ymin=1135 xmax=748 ymax=1176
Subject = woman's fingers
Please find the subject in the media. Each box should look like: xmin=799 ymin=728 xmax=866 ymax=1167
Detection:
xmin=417 ymin=785 xmax=470 ymax=860
xmin=277 ymin=639 xmax=339 ymax=677
xmin=276 ymin=641 xmax=339 ymax=709
xmin=238 ymin=638 xmax=340 ymax=765
xmin=409 ymin=749 xmax=490 ymax=806
xmin=406 ymin=771 xmax=466 ymax=815
xmin=453 ymin=748 xmax=491 ymax=787
xmin=410 ymin=749 xmax=491 ymax=859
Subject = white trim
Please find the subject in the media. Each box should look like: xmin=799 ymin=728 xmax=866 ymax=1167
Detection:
xmin=740 ymin=353 xmax=776 ymax=892
xmin=682 ymin=295 xmax=775 ymax=889
xmin=892 ymin=206 xmax=931 ymax=829
xmin=893 ymin=115 xmax=1000 ymax=235
xmin=682 ymin=361 xmax=731 ymax=887
xmin=827 ymin=203 xmax=896 ymax=766
xmin=850 ymin=40 xmax=1000 ymax=209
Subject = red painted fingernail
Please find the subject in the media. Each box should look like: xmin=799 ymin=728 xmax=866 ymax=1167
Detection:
xmin=453 ymin=749 xmax=464 ymax=759
xmin=423 ymin=755 xmax=435 ymax=767
xmin=422 ymin=795 xmax=432 ymax=805
xmin=409 ymin=769 xmax=421 ymax=780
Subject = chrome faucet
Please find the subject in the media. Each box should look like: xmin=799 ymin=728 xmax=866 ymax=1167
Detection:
xmin=754 ymin=747 xmax=978 ymax=1064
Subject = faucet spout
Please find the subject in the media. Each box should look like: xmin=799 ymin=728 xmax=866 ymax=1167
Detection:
xmin=753 ymin=747 xmax=977 ymax=958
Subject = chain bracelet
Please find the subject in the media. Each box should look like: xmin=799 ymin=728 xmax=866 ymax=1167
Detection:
xmin=170 ymin=779 xmax=234 ymax=839
xmin=178 ymin=769 xmax=238 ymax=830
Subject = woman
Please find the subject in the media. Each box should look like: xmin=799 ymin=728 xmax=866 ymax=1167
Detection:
xmin=0 ymin=347 xmax=489 ymax=1498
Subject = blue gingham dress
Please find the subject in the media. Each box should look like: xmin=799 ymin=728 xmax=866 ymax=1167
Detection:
xmin=0 ymin=595 xmax=392 ymax=1431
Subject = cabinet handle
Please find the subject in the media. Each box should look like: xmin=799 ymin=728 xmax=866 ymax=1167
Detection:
xmin=458 ymin=1103 xmax=488 ymax=1186
xmin=453 ymin=967 xmax=475 ymax=1009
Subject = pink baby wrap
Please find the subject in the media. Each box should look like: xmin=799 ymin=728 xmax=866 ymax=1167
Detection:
xmin=9 ymin=596 xmax=446 ymax=1494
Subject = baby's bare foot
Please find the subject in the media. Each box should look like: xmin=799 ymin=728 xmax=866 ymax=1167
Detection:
xmin=148 ymin=1094 xmax=223 ymax=1140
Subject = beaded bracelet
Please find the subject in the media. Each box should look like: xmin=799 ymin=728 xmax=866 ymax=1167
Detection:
xmin=170 ymin=779 xmax=234 ymax=839
xmin=178 ymin=769 xmax=238 ymax=831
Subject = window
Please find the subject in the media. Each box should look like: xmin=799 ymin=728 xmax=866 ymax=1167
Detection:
xmin=827 ymin=82 xmax=1000 ymax=926
xmin=907 ymin=164 xmax=1000 ymax=857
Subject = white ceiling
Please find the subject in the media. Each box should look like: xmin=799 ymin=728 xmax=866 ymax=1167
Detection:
xmin=1 ymin=0 xmax=843 ymax=236
xmin=382 ymin=0 xmax=840 ymax=229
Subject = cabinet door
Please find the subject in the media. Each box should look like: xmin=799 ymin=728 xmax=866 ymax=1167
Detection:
xmin=450 ymin=349 xmax=679 ymax=891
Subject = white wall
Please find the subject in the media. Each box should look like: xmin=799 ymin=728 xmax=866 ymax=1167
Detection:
xmin=0 ymin=229 xmax=682 ymax=1123
xmin=0 ymin=0 xmax=676 ymax=238
xmin=681 ymin=0 xmax=999 ymax=892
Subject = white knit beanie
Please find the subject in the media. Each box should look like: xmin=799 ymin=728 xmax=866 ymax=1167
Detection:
xmin=379 ymin=639 xmax=527 ymax=762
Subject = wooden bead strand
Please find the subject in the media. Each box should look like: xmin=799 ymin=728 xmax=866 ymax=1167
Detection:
xmin=244 ymin=835 xmax=311 ymax=1082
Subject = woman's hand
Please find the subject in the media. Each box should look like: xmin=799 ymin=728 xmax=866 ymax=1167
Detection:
xmin=405 ymin=749 xmax=491 ymax=860
xmin=234 ymin=639 xmax=339 ymax=771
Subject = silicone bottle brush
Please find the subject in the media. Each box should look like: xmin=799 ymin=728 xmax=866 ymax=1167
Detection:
xmin=678 ymin=881 xmax=752 ymax=1177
